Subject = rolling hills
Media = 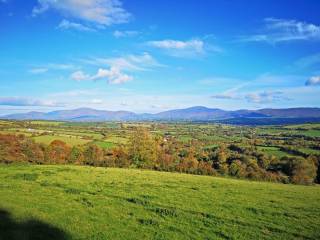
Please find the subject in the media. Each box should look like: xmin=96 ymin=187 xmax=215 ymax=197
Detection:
xmin=2 ymin=106 xmax=320 ymax=123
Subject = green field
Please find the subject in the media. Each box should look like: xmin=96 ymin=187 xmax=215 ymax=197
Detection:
xmin=92 ymin=140 xmax=115 ymax=149
xmin=32 ymin=135 xmax=91 ymax=146
xmin=29 ymin=121 xmax=64 ymax=126
xmin=0 ymin=164 xmax=319 ymax=240
xmin=256 ymin=146 xmax=290 ymax=158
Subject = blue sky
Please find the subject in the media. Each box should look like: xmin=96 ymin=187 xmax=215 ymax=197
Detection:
xmin=0 ymin=0 xmax=320 ymax=114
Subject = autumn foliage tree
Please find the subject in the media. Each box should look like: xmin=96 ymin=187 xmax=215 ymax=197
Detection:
xmin=290 ymin=157 xmax=317 ymax=185
xmin=112 ymin=146 xmax=130 ymax=168
xmin=45 ymin=140 xmax=71 ymax=164
xmin=0 ymin=134 xmax=28 ymax=163
xmin=129 ymin=127 xmax=158 ymax=168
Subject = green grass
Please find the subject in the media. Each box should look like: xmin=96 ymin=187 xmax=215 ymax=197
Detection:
xmin=298 ymin=148 xmax=320 ymax=155
xmin=284 ymin=123 xmax=320 ymax=129
xmin=0 ymin=130 xmax=33 ymax=137
xmin=299 ymin=130 xmax=320 ymax=137
xmin=32 ymin=135 xmax=91 ymax=146
xmin=29 ymin=120 xmax=64 ymax=126
xmin=54 ymin=130 xmax=104 ymax=140
xmin=105 ymin=136 xmax=128 ymax=144
xmin=92 ymin=141 xmax=115 ymax=149
xmin=178 ymin=135 xmax=193 ymax=142
xmin=257 ymin=146 xmax=291 ymax=158
xmin=0 ymin=164 xmax=319 ymax=239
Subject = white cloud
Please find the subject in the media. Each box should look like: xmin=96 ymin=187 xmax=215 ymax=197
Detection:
xmin=73 ymin=53 xmax=162 ymax=84
xmin=33 ymin=0 xmax=131 ymax=27
xmin=92 ymin=67 xmax=133 ymax=84
xmin=148 ymin=39 xmax=204 ymax=51
xmin=71 ymin=71 xmax=91 ymax=81
xmin=88 ymin=52 xmax=162 ymax=71
xmin=113 ymin=30 xmax=139 ymax=38
xmin=29 ymin=68 xmax=48 ymax=74
xmin=71 ymin=67 xmax=132 ymax=84
xmin=147 ymin=38 xmax=222 ymax=57
xmin=147 ymin=39 xmax=207 ymax=57
xmin=240 ymin=18 xmax=320 ymax=43
xmin=0 ymin=97 xmax=63 ymax=107
xmin=57 ymin=19 xmax=95 ymax=31
xmin=305 ymin=76 xmax=320 ymax=86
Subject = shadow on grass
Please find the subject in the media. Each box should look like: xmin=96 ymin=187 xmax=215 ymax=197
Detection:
xmin=0 ymin=209 xmax=70 ymax=240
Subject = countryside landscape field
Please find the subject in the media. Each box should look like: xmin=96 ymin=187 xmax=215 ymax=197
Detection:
xmin=1 ymin=0 xmax=320 ymax=239
xmin=1 ymin=119 xmax=320 ymax=239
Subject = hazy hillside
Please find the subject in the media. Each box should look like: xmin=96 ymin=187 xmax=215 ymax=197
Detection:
xmin=257 ymin=108 xmax=320 ymax=118
xmin=2 ymin=107 xmax=320 ymax=123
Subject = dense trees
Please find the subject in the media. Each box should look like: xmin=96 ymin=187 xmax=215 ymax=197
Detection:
xmin=284 ymin=156 xmax=317 ymax=185
xmin=0 ymin=130 xmax=319 ymax=185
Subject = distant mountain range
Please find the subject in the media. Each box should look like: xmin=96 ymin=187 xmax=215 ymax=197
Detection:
xmin=2 ymin=106 xmax=320 ymax=124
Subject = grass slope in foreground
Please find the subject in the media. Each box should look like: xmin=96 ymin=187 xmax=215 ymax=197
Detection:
xmin=0 ymin=165 xmax=319 ymax=240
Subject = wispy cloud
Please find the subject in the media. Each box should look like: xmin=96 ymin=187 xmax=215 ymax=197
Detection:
xmin=211 ymin=93 xmax=238 ymax=100
xmin=146 ymin=38 xmax=221 ymax=57
xmin=212 ymin=90 xmax=289 ymax=103
xmin=46 ymin=63 xmax=75 ymax=70
xmin=245 ymin=91 xmax=289 ymax=103
xmin=29 ymin=68 xmax=48 ymax=74
xmin=210 ymin=74 xmax=303 ymax=104
xmin=148 ymin=39 xmax=204 ymax=51
xmin=49 ymin=89 xmax=100 ymax=98
xmin=240 ymin=18 xmax=320 ymax=43
xmin=0 ymin=97 xmax=63 ymax=107
xmin=147 ymin=39 xmax=204 ymax=57
xmin=211 ymin=86 xmax=244 ymax=100
xmin=32 ymin=0 xmax=131 ymax=29
xmin=113 ymin=30 xmax=140 ymax=38
xmin=87 ymin=52 xmax=163 ymax=71
xmin=29 ymin=63 xmax=76 ymax=74
xmin=305 ymin=76 xmax=320 ymax=86
xmin=57 ymin=19 xmax=95 ymax=32
xmin=294 ymin=53 xmax=320 ymax=69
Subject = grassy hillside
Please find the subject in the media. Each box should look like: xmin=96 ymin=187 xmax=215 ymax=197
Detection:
xmin=0 ymin=165 xmax=319 ymax=240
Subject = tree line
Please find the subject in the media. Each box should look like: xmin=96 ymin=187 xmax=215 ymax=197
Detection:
xmin=0 ymin=127 xmax=319 ymax=185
